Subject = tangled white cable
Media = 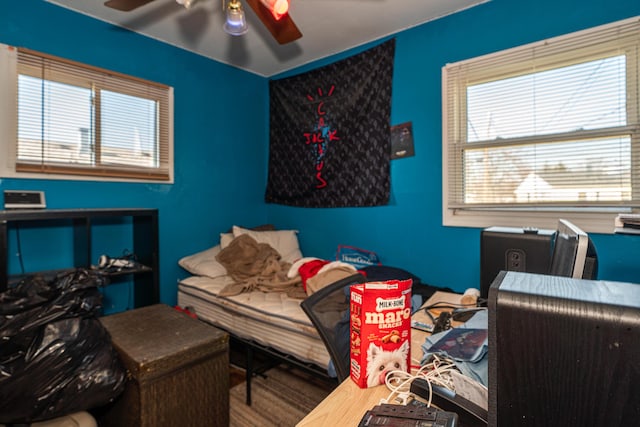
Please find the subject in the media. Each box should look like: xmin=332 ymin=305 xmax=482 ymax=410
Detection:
xmin=381 ymin=354 xmax=458 ymax=407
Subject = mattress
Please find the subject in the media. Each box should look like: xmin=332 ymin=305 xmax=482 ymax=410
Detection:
xmin=177 ymin=275 xmax=330 ymax=369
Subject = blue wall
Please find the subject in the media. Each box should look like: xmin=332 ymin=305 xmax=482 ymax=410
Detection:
xmin=1 ymin=0 xmax=639 ymax=312
xmin=0 ymin=1 xmax=268 ymax=311
xmin=267 ymin=0 xmax=640 ymax=291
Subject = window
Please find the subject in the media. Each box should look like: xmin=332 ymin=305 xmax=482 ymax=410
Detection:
xmin=0 ymin=45 xmax=173 ymax=182
xmin=443 ymin=17 xmax=640 ymax=232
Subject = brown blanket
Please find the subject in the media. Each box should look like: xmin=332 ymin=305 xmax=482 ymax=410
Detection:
xmin=215 ymin=234 xmax=305 ymax=298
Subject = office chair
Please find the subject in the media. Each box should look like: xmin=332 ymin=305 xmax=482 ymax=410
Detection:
xmin=300 ymin=273 xmax=366 ymax=383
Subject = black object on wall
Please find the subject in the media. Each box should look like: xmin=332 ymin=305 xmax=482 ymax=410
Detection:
xmin=390 ymin=122 xmax=415 ymax=159
xmin=480 ymin=226 xmax=554 ymax=299
xmin=265 ymin=39 xmax=395 ymax=208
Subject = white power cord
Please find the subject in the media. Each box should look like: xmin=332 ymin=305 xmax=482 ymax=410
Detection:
xmin=379 ymin=354 xmax=458 ymax=407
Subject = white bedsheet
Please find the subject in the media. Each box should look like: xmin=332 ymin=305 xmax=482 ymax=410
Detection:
xmin=177 ymin=275 xmax=330 ymax=369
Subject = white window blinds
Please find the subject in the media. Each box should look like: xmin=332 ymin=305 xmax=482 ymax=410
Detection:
xmin=443 ymin=16 xmax=640 ymax=212
xmin=10 ymin=46 xmax=173 ymax=182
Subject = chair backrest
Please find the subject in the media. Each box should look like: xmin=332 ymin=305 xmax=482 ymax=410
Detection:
xmin=300 ymin=273 xmax=365 ymax=383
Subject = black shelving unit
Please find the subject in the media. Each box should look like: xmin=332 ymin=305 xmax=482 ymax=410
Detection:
xmin=0 ymin=208 xmax=159 ymax=308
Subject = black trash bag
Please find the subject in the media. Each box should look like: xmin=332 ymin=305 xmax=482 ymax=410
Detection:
xmin=0 ymin=269 xmax=128 ymax=424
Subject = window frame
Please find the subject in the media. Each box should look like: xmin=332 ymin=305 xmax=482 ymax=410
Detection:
xmin=442 ymin=16 xmax=640 ymax=233
xmin=0 ymin=44 xmax=174 ymax=183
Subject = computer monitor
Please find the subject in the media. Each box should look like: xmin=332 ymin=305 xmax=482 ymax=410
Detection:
xmin=548 ymin=218 xmax=598 ymax=280
xmin=488 ymin=271 xmax=640 ymax=425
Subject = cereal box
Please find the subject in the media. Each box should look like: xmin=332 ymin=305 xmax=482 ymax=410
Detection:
xmin=349 ymin=279 xmax=412 ymax=388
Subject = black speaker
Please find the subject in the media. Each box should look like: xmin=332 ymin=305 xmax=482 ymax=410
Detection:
xmin=480 ymin=227 xmax=554 ymax=299
xmin=488 ymin=271 xmax=640 ymax=426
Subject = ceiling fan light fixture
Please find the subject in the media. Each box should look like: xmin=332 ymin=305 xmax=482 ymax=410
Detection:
xmin=224 ymin=0 xmax=249 ymax=36
xmin=176 ymin=0 xmax=194 ymax=9
xmin=260 ymin=0 xmax=289 ymax=20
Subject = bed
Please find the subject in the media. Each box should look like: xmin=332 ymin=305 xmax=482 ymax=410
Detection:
xmin=177 ymin=274 xmax=331 ymax=370
xmin=176 ymin=225 xmax=360 ymax=403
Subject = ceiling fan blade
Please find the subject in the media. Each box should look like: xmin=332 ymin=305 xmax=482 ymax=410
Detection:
xmin=244 ymin=0 xmax=302 ymax=45
xmin=104 ymin=0 xmax=156 ymax=12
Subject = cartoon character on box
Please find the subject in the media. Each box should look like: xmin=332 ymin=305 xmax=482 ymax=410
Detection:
xmin=366 ymin=340 xmax=410 ymax=387
xmin=349 ymin=279 xmax=412 ymax=388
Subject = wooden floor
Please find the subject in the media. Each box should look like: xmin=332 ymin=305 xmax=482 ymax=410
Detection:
xmin=228 ymin=365 xmax=335 ymax=427
xmin=226 ymin=338 xmax=336 ymax=426
xmin=229 ymin=365 xmax=247 ymax=388
xmin=227 ymin=338 xmax=282 ymax=386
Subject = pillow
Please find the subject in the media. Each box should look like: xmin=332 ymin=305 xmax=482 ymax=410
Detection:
xmin=221 ymin=224 xmax=275 ymax=248
xmin=178 ymin=245 xmax=228 ymax=278
xmin=225 ymin=224 xmax=276 ymax=233
xmin=219 ymin=232 xmax=234 ymax=249
xmin=232 ymin=225 xmax=303 ymax=263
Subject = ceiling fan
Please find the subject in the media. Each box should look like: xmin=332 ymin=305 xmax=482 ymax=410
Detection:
xmin=103 ymin=0 xmax=302 ymax=44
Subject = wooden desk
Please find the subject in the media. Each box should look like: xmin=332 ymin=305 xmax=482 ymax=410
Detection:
xmin=297 ymin=291 xmax=466 ymax=427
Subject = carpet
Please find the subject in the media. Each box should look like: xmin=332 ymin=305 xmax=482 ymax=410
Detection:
xmin=230 ymin=365 xmax=335 ymax=427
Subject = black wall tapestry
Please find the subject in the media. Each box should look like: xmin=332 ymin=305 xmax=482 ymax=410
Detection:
xmin=265 ymin=39 xmax=395 ymax=207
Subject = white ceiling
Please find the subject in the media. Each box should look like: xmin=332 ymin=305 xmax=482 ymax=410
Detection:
xmin=46 ymin=0 xmax=488 ymax=77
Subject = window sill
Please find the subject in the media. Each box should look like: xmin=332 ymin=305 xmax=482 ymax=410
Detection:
xmin=443 ymin=208 xmax=621 ymax=234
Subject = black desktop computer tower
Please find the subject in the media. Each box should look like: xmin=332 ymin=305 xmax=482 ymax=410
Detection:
xmin=480 ymin=226 xmax=554 ymax=299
